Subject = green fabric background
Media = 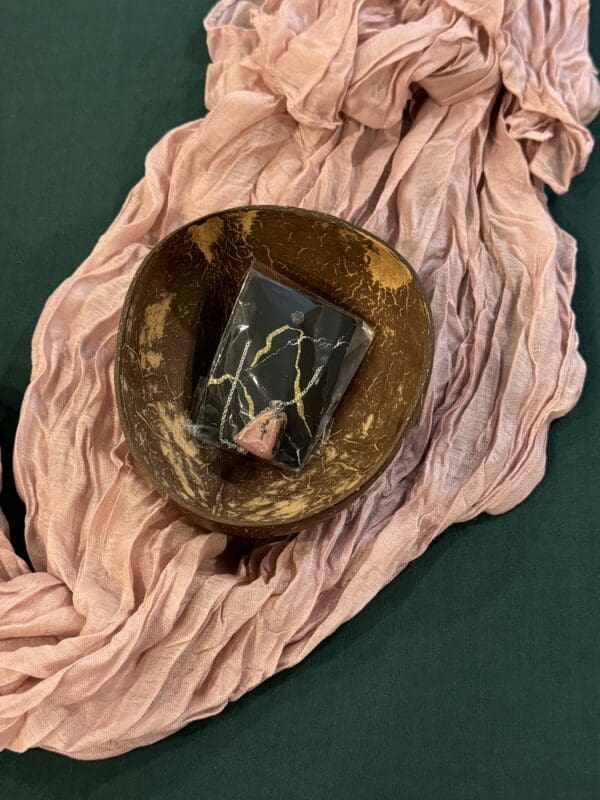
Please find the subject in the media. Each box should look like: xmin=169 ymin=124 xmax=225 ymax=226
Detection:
xmin=0 ymin=2 xmax=598 ymax=797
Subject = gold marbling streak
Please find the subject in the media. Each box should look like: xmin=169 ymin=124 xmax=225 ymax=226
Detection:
xmin=365 ymin=238 xmax=411 ymax=290
xmin=188 ymin=218 xmax=224 ymax=262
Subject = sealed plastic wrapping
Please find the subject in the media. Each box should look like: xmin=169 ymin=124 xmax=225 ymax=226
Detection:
xmin=190 ymin=264 xmax=374 ymax=471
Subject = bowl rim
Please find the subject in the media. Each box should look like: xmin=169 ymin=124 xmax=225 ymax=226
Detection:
xmin=115 ymin=204 xmax=434 ymax=536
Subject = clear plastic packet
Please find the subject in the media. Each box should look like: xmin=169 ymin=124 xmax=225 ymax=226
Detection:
xmin=188 ymin=263 xmax=374 ymax=471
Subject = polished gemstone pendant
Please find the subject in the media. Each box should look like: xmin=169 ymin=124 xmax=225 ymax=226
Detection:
xmin=233 ymin=408 xmax=287 ymax=461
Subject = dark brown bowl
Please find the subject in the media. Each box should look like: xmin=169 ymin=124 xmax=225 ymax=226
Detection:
xmin=115 ymin=206 xmax=433 ymax=538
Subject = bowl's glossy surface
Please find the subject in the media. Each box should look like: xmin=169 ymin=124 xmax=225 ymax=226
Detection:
xmin=116 ymin=206 xmax=433 ymax=538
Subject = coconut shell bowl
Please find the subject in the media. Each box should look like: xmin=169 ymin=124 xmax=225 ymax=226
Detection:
xmin=115 ymin=206 xmax=433 ymax=539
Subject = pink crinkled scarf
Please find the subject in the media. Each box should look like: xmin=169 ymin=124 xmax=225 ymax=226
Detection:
xmin=0 ymin=0 xmax=598 ymax=759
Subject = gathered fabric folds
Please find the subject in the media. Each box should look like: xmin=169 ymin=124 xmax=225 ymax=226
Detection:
xmin=0 ymin=0 xmax=598 ymax=758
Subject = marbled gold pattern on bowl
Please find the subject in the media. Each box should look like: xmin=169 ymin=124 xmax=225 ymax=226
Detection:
xmin=116 ymin=206 xmax=433 ymax=538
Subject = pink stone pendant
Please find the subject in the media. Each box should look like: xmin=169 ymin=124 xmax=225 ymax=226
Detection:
xmin=233 ymin=409 xmax=287 ymax=461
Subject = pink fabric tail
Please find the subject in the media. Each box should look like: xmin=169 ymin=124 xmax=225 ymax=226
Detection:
xmin=0 ymin=0 xmax=598 ymax=758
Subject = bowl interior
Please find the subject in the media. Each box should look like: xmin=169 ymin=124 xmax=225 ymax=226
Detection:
xmin=116 ymin=206 xmax=432 ymax=537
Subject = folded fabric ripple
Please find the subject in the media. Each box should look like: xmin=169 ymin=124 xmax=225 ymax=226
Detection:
xmin=0 ymin=0 xmax=598 ymax=758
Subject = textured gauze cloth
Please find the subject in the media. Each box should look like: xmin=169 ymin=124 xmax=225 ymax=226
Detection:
xmin=0 ymin=0 xmax=598 ymax=759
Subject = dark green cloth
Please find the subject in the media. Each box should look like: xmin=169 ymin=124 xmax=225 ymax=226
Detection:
xmin=0 ymin=2 xmax=598 ymax=797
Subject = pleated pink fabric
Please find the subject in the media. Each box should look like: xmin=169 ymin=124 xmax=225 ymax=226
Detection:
xmin=1 ymin=0 xmax=598 ymax=758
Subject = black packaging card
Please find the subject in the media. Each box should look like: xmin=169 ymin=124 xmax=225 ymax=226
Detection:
xmin=194 ymin=266 xmax=363 ymax=470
